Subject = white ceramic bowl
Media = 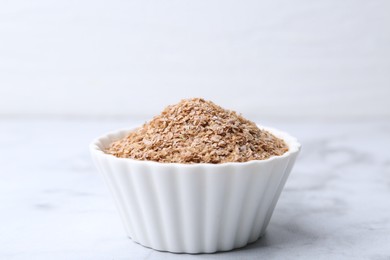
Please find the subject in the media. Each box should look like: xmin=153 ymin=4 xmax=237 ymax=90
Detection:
xmin=90 ymin=126 xmax=300 ymax=253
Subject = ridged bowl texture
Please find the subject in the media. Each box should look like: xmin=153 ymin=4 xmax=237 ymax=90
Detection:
xmin=90 ymin=126 xmax=300 ymax=253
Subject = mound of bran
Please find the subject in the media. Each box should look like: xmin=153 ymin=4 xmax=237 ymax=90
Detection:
xmin=106 ymin=98 xmax=288 ymax=164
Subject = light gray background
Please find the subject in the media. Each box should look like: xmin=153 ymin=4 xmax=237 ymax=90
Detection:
xmin=1 ymin=1 xmax=390 ymax=260
xmin=1 ymin=0 xmax=389 ymax=118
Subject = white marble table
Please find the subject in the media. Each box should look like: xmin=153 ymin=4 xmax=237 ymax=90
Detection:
xmin=1 ymin=118 xmax=389 ymax=260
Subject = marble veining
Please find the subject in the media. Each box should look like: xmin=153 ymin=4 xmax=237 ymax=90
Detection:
xmin=0 ymin=118 xmax=389 ymax=260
